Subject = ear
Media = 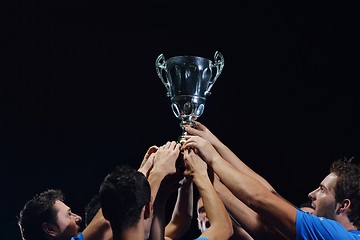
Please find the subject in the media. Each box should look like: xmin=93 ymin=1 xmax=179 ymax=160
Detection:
xmin=337 ymin=199 xmax=351 ymax=214
xmin=42 ymin=222 xmax=59 ymax=238
xmin=143 ymin=200 xmax=153 ymax=220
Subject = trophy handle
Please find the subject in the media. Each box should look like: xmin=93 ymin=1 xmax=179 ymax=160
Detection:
xmin=155 ymin=54 xmax=171 ymax=97
xmin=205 ymin=51 xmax=224 ymax=96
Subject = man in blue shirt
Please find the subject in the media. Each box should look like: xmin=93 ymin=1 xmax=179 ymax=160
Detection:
xmin=18 ymin=189 xmax=110 ymax=240
xmin=182 ymin=132 xmax=360 ymax=239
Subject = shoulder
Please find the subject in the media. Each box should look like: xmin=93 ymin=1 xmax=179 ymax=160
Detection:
xmin=296 ymin=210 xmax=358 ymax=239
xmin=71 ymin=233 xmax=85 ymax=240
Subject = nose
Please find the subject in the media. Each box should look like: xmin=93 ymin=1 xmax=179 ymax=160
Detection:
xmin=72 ymin=213 xmax=82 ymax=224
xmin=308 ymin=188 xmax=318 ymax=201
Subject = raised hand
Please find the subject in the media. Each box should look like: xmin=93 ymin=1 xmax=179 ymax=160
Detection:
xmin=184 ymin=121 xmax=220 ymax=146
xmin=181 ymin=135 xmax=221 ymax=166
xmin=138 ymin=145 xmax=158 ymax=177
xmin=182 ymin=148 xmax=208 ymax=179
xmin=152 ymin=141 xmax=181 ymax=177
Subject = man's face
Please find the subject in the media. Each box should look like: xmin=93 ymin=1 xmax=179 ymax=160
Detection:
xmin=197 ymin=197 xmax=210 ymax=233
xmin=52 ymin=200 xmax=82 ymax=240
xmin=308 ymin=173 xmax=338 ymax=219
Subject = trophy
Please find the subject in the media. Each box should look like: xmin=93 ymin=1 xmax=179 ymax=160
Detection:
xmin=155 ymin=51 xmax=224 ymax=144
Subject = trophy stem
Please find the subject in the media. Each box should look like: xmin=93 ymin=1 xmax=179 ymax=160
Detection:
xmin=177 ymin=121 xmax=194 ymax=145
xmin=178 ymin=131 xmax=188 ymax=145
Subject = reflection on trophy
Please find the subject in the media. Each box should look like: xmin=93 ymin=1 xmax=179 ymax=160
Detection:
xmin=155 ymin=51 xmax=224 ymax=144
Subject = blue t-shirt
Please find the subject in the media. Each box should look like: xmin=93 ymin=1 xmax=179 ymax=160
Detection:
xmin=296 ymin=209 xmax=360 ymax=239
xmin=71 ymin=233 xmax=85 ymax=240
xmin=195 ymin=238 xmax=208 ymax=240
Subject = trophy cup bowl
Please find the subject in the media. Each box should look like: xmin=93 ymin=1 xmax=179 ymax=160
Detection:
xmin=155 ymin=51 xmax=224 ymax=144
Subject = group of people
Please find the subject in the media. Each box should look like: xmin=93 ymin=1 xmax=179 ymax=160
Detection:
xmin=17 ymin=121 xmax=360 ymax=239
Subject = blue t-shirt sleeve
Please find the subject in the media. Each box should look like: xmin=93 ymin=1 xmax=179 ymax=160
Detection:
xmin=296 ymin=209 xmax=360 ymax=239
xmin=195 ymin=238 xmax=208 ymax=240
xmin=71 ymin=233 xmax=85 ymax=240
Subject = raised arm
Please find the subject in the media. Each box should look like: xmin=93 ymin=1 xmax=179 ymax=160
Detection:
xmin=147 ymin=141 xmax=181 ymax=207
xmin=82 ymin=208 xmax=111 ymax=240
xmin=164 ymin=176 xmax=193 ymax=240
xmin=144 ymin=141 xmax=182 ymax=240
xmin=185 ymin=122 xmax=276 ymax=193
xmin=183 ymin=148 xmax=233 ymax=240
xmin=213 ymin=175 xmax=287 ymax=239
xmin=182 ymin=136 xmax=297 ymax=239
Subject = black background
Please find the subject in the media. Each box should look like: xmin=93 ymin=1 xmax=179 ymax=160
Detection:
xmin=1 ymin=0 xmax=358 ymax=239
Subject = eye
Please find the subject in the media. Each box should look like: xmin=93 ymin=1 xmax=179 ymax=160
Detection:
xmin=198 ymin=207 xmax=205 ymax=214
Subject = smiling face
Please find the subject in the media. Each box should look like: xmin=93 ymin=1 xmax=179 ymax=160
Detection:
xmin=308 ymin=173 xmax=338 ymax=219
xmin=51 ymin=200 xmax=82 ymax=240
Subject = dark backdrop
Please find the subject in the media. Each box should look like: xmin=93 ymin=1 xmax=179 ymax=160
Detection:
xmin=1 ymin=0 xmax=358 ymax=239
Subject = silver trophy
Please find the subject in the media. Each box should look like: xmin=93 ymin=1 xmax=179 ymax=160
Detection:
xmin=155 ymin=51 xmax=224 ymax=144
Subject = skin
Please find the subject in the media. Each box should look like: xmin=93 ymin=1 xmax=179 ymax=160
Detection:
xmin=196 ymin=197 xmax=209 ymax=233
xmin=183 ymin=122 xmax=288 ymax=239
xmin=140 ymin=141 xmax=185 ymax=240
xmin=44 ymin=200 xmax=82 ymax=240
xmin=181 ymin=135 xmax=358 ymax=238
xmin=181 ymin=135 xmax=298 ymax=238
xmin=197 ymin=197 xmax=255 ymax=240
xmin=183 ymin=149 xmax=233 ymax=240
xmin=308 ymin=173 xmax=338 ymax=219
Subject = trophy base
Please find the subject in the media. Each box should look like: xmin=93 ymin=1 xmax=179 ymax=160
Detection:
xmin=177 ymin=136 xmax=187 ymax=145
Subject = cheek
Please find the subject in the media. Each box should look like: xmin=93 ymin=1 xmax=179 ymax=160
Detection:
xmin=57 ymin=217 xmax=78 ymax=234
xmin=62 ymin=221 xmax=80 ymax=237
xmin=56 ymin=217 xmax=70 ymax=232
xmin=317 ymin=196 xmax=336 ymax=211
xmin=318 ymin=194 xmax=333 ymax=204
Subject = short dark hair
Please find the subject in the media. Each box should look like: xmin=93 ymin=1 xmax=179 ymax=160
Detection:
xmin=330 ymin=157 xmax=360 ymax=227
xmin=18 ymin=189 xmax=64 ymax=240
xmin=84 ymin=194 xmax=101 ymax=226
xmin=99 ymin=164 xmax=151 ymax=231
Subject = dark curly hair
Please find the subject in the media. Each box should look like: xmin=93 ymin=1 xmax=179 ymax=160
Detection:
xmin=17 ymin=189 xmax=64 ymax=240
xmin=99 ymin=164 xmax=151 ymax=231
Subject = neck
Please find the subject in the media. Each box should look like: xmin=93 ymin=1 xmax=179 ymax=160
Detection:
xmin=335 ymin=213 xmax=357 ymax=231
xmin=112 ymin=225 xmax=145 ymax=240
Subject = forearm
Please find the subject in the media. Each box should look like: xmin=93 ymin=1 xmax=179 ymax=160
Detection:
xmin=82 ymin=209 xmax=111 ymax=240
xmin=214 ymin=179 xmax=262 ymax=232
xmin=215 ymin=180 xmax=287 ymax=239
xmin=165 ymin=181 xmax=193 ymax=239
xmin=213 ymin=141 xmax=276 ymax=193
xmin=149 ymin=200 xmax=166 ymax=240
xmin=195 ymin=174 xmax=232 ymax=238
xmin=210 ymin=157 xmax=297 ymax=237
xmin=148 ymin=169 xmax=167 ymax=203
xmin=211 ymin=157 xmax=274 ymax=214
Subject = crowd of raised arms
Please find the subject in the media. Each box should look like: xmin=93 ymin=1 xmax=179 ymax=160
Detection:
xmin=18 ymin=121 xmax=360 ymax=240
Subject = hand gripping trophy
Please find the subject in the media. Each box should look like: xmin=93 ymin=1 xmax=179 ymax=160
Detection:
xmin=155 ymin=51 xmax=224 ymax=144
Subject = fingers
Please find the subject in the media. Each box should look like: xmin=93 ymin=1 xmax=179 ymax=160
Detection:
xmin=138 ymin=156 xmax=154 ymax=177
xmin=180 ymin=136 xmax=198 ymax=151
xmin=143 ymin=145 xmax=159 ymax=160
xmin=159 ymin=141 xmax=181 ymax=150
xmin=140 ymin=145 xmax=159 ymax=168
